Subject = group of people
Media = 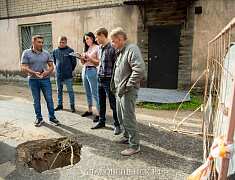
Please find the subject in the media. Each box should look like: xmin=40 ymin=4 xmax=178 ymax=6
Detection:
xmin=21 ymin=27 xmax=145 ymax=156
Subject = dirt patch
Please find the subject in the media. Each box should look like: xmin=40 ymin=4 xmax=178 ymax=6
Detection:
xmin=0 ymin=120 xmax=53 ymax=145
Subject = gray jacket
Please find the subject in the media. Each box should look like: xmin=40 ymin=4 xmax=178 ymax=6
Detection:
xmin=111 ymin=41 xmax=145 ymax=97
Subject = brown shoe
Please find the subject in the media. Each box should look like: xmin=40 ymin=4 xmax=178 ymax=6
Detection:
xmin=114 ymin=137 xmax=128 ymax=144
xmin=121 ymin=147 xmax=140 ymax=156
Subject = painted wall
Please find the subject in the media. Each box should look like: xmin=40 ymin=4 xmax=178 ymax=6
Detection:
xmin=0 ymin=5 xmax=138 ymax=79
xmin=0 ymin=18 xmax=20 ymax=71
xmin=3 ymin=0 xmax=235 ymax=88
xmin=192 ymin=0 xmax=235 ymax=88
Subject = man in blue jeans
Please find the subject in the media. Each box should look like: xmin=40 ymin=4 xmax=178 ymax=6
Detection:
xmin=21 ymin=35 xmax=60 ymax=126
xmin=53 ymin=36 xmax=77 ymax=113
xmin=91 ymin=27 xmax=120 ymax=135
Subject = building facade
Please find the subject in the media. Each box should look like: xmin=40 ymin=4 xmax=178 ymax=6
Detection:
xmin=0 ymin=0 xmax=234 ymax=89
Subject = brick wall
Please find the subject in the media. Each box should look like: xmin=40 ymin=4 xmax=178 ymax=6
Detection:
xmin=0 ymin=0 xmax=7 ymax=18
xmin=0 ymin=0 xmax=123 ymax=19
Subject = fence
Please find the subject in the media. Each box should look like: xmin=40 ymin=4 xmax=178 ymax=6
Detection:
xmin=204 ymin=17 xmax=235 ymax=179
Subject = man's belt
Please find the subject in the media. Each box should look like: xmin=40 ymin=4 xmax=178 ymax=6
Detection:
xmin=86 ymin=66 xmax=96 ymax=69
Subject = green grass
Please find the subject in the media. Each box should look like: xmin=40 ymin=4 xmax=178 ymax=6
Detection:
xmin=51 ymin=79 xmax=83 ymax=86
xmin=72 ymin=81 xmax=83 ymax=86
xmin=136 ymin=91 xmax=203 ymax=111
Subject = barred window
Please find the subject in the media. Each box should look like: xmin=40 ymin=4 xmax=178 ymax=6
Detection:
xmin=19 ymin=22 xmax=52 ymax=55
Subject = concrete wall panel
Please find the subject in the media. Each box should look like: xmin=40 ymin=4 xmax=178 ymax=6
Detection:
xmin=0 ymin=19 xmax=21 ymax=71
xmin=192 ymin=0 xmax=235 ymax=87
xmin=0 ymin=5 xmax=138 ymax=79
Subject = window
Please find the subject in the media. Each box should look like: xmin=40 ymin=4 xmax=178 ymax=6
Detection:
xmin=19 ymin=22 xmax=52 ymax=55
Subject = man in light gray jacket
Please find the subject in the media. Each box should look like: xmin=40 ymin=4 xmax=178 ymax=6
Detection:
xmin=110 ymin=27 xmax=145 ymax=156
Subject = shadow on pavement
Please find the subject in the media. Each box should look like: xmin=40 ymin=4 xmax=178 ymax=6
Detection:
xmin=43 ymin=119 xmax=203 ymax=176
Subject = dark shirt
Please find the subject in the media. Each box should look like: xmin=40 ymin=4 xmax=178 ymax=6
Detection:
xmin=98 ymin=42 xmax=117 ymax=79
xmin=53 ymin=45 xmax=76 ymax=79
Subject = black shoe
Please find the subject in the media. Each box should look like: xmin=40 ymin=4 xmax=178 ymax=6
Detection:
xmin=71 ymin=105 xmax=75 ymax=113
xmin=35 ymin=117 xmax=44 ymax=127
xmin=49 ymin=118 xmax=60 ymax=126
xmin=114 ymin=126 xmax=121 ymax=135
xmin=81 ymin=111 xmax=92 ymax=117
xmin=91 ymin=123 xmax=105 ymax=129
xmin=93 ymin=115 xmax=99 ymax=122
xmin=54 ymin=105 xmax=63 ymax=111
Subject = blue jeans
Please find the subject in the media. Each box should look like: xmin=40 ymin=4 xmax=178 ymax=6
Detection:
xmin=98 ymin=78 xmax=119 ymax=127
xmin=28 ymin=78 xmax=56 ymax=119
xmin=56 ymin=77 xmax=75 ymax=106
xmin=82 ymin=67 xmax=100 ymax=110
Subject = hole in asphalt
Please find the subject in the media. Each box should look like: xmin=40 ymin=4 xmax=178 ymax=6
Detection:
xmin=16 ymin=136 xmax=82 ymax=173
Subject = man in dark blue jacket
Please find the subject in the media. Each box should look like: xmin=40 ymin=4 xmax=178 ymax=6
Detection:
xmin=53 ymin=36 xmax=77 ymax=112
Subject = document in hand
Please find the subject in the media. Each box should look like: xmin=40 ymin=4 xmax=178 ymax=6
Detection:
xmin=69 ymin=52 xmax=88 ymax=61
xmin=69 ymin=52 xmax=81 ymax=58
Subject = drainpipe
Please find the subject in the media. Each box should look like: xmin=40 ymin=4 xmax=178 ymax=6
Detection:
xmin=218 ymin=60 xmax=235 ymax=179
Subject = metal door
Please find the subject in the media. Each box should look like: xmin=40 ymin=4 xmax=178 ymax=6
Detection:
xmin=148 ymin=25 xmax=180 ymax=89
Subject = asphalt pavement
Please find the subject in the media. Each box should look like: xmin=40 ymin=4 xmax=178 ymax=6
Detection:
xmin=0 ymin=81 xmax=203 ymax=180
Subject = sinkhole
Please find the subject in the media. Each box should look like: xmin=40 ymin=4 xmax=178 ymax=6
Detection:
xmin=16 ymin=136 xmax=82 ymax=173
